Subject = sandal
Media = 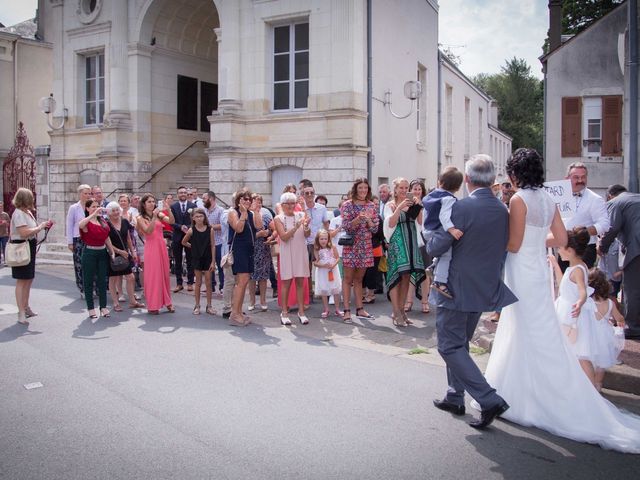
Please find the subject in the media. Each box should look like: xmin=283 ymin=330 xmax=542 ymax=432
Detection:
xmin=404 ymin=301 xmax=413 ymax=312
xmin=206 ymin=305 xmax=216 ymax=315
xmin=403 ymin=312 xmax=413 ymax=325
xmin=392 ymin=312 xmax=407 ymax=327
xmin=342 ymin=309 xmax=353 ymax=324
xmin=335 ymin=309 xmax=344 ymax=317
xmin=421 ymin=302 xmax=430 ymax=314
xmin=113 ymin=304 xmax=123 ymax=312
xmin=229 ymin=313 xmax=247 ymax=327
xmin=147 ymin=310 xmax=160 ymax=315
xmin=128 ymin=302 xmax=145 ymax=309
xmin=166 ymin=305 xmax=176 ymax=313
xmin=356 ymin=308 xmax=373 ymax=319
xmin=280 ymin=313 xmax=292 ymax=326
xmin=193 ymin=305 xmax=201 ymax=315
xmin=321 ymin=310 xmax=329 ymax=318
xmin=25 ymin=307 xmax=38 ymax=318
xmin=100 ymin=308 xmax=110 ymax=318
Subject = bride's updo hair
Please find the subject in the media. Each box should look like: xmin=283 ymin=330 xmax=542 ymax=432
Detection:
xmin=506 ymin=148 xmax=545 ymax=189
xmin=566 ymin=227 xmax=590 ymax=257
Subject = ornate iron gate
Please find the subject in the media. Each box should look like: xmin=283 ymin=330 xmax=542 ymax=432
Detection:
xmin=3 ymin=122 xmax=36 ymax=217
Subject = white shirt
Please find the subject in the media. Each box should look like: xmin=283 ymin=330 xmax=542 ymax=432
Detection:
xmin=329 ymin=215 xmax=344 ymax=257
xmin=562 ymin=187 xmax=610 ymax=245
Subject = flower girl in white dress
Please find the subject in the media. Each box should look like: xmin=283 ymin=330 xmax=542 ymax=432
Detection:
xmin=313 ymin=229 xmax=342 ymax=318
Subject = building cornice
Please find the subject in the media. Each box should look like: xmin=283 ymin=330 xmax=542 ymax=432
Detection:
xmin=66 ymin=21 xmax=111 ymax=39
xmin=208 ymin=108 xmax=367 ymax=125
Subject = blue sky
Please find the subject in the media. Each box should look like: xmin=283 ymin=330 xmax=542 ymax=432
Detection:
xmin=0 ymin=0 xmax=547 ymax=79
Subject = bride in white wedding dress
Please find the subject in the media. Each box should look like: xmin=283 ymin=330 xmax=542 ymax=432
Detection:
xmin=483 ymin=148 xmax=640 ymax=454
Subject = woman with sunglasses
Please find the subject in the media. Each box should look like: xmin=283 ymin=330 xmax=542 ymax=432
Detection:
xmin=227 ymin=188 xmax=262 ymax=326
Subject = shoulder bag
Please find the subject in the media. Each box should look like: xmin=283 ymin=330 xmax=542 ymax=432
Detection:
xmin=108 ymin=221 xmax=132 ymax=272
xmin=6 ymin=240 xmax=30 ymax=267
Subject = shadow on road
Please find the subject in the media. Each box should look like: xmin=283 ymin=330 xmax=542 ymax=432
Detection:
xmin=0 ymin=322 xmax=42 ymax=343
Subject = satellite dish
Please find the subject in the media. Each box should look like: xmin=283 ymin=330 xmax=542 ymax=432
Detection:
xmin=38 ymin=95 xmax=55 ymax=114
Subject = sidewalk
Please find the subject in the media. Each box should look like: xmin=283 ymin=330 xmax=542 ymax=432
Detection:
xmin=475 ymin=313 xmax=640 ymax=396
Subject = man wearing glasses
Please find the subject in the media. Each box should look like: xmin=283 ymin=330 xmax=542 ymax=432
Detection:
xmin=300 ymin=180 xmax=329 ymax=295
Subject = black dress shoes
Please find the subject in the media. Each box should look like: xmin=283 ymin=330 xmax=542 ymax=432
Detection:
xmin=469 ymin=401 xmax=510 ymax=429
xmin=433 ymin=399 xmax=465 ymax=416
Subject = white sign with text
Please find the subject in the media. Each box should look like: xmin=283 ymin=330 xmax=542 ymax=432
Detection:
xmin=542 ymin=179 xmax=573 ymax=219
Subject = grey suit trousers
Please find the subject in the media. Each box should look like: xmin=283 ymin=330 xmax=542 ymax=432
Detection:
xmin=623 ymin=255 xmax=640 ymax=336
xmin=436 ymin=307 xmax=503 ymax=409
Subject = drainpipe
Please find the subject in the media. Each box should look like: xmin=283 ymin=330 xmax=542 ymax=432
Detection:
xmin=437 ymin=50 xmax=442 ymax=179
xmin=13 ymin=37 xmax=19 ymax=136
xmin=629 ymin=0 xmax=639 ymax=192
xmin=366 ymin=0 xmax=373 ymax=182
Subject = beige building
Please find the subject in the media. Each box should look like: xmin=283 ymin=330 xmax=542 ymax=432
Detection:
xmin=0 ymin=19 xmax=53 ymax=198
xmin=440 ymin=53 xmax=512 ymax=184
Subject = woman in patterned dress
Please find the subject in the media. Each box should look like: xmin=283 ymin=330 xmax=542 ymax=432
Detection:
xmin=248 ymin=194 xmax=273 ymax=311
xmin=383 ymin=177 xmax=425 ymax=327
xmin=340 ymin=178 xmax=379 ymax=323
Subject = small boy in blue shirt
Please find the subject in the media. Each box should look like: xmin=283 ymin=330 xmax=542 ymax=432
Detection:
xmin=422 ymin=166 xmax=464 ymax=298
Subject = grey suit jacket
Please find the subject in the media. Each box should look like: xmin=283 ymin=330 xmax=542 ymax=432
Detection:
xmin=427 ymin=187 xmax=517 ymax=312
xmin=600 ymin=192 xmax=640 ymax=268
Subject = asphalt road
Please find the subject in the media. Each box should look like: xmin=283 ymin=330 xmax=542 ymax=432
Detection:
xmin=1 ymin=266 xmax=639 ymax=479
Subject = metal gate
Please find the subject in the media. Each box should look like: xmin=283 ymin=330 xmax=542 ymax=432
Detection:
xmin=3 ymin=122 xmax=36 ymax=216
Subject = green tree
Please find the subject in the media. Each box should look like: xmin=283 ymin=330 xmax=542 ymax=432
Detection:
xmin=473 ymin=58 xmax=544 ymax=154
xmin=542 ymin=0 xmax=623 ymax=54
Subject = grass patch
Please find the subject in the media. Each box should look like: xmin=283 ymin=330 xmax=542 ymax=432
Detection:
xmin=470 ymin=346 xmax=487 ymax=355
xmin=408 ymin=347 xmax=429 ymax=355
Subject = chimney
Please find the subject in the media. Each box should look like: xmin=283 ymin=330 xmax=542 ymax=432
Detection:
xmin=548 ymin=0 xmax=563 ymax=52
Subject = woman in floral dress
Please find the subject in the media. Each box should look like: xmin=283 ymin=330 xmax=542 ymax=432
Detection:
xmin=340 ymin=178 xmax=379 ymax=323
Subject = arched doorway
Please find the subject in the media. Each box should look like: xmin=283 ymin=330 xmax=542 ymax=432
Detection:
xmin=271 ymin=166 xmax=302 ymax=208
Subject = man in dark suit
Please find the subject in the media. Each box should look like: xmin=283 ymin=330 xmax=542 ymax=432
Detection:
xmin=427 ymin=154 xmax=518 ymax=429
xmin=170 ymin=185 xmax=196 ymax=292
xmin=599 ymin=184 xmax=640 ymax=339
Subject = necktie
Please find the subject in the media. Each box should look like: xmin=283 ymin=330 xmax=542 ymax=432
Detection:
xmin=182 ymin=203 xmax=186 ymax=214
xmin=573 ymin=192 xmax=582 ymax=197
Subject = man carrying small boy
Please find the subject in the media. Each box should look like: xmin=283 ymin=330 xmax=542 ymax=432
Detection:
xmin=422 ymin=166 xmax=464 ymax=298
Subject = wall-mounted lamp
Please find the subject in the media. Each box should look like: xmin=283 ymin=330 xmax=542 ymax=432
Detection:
xmin=39 ymin=93 xmax=68 ymax=130
xmin=383 ymin=80 xmax=422 ymax=119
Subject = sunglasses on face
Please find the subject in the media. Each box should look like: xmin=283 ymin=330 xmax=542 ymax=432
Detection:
xmin=304 ymin=191 xmax=315 ymax=196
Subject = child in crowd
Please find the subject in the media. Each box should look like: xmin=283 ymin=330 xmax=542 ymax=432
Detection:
xmin=588 ymin=268 xmax=626 ymax=392
xmin=550 ymin=228 xmax=615 ymax=390
xmin=312 ymin=229 xmax=342 ymax=318
xmin=421 ymin=166 xmax=464 ymax=299
xmin=597 ymin=237 xmax=623 ymax=298
xmin=182 ymin=208 xmax=216 ymax=315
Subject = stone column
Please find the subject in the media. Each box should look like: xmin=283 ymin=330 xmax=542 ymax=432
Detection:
xmin=104 ymin=0 xmax=130 ymax=125
xmin=215 ymin=6 xmax=242 ymax=113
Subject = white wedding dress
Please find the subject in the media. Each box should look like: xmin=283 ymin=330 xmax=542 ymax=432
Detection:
xmin=483 ymin=188 xmax=640 ymax=454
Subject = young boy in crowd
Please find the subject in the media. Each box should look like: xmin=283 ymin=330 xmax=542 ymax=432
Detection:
xmin=422 ymin=166 xmax=464 ymax=299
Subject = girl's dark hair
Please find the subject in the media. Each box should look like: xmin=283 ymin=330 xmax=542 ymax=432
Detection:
xmin=409 ymin=179 xmax=427 ymax=199
xmin=506 ymin=148 xmax=545 ymax=189
xmin=190 ymin=207 xmax=209 ymax=227
xmin=349 ymin=177 xmax=372 ymax=202
xmin=84 ymin=199 xmax=98 ymax=217
xmin=139 ymin=194 xmax=156 ymax=220
xmin=588 ymin=268 xmax=611 ymax=300
xmin=566 ymin=227 xmax=590 ymax=257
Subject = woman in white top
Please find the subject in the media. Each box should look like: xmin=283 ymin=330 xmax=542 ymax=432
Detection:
xmin=10 ymin=188 xmax=52 ymax=325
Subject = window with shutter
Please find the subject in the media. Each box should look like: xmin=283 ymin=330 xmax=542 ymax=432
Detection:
xmin=200 ymin=82 xmax=218 ymax=133
xmin=562 ymin=97 xmax=582 ymax=157
xmin=602 ymin=95 xmax=622 ymax=156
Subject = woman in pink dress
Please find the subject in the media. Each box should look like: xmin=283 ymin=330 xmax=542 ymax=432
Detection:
xmin=136 ymin=194 xmax=175 ymax=314
xmin=274 ymin=191 xmax=311 ymax=325
xmin=275 ymin=184 xmax=310 ymax=308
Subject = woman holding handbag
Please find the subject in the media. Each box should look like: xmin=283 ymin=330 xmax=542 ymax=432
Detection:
xmin=79 ymin=199 xmax=117 ymax=319
xmin=9 ymin=188 xmax=52 ymax=325
xmin=106 ymin=202 xmax=145 ymax=312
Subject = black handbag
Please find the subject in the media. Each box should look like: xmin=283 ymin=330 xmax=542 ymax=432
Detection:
xmin=110 ymin=254 xmax=130 ymax=272
xmin=338 ymin=234 xmax=354 ymax=246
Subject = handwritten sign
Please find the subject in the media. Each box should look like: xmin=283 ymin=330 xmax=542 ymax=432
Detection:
xmin=543 ymin=179 xmax=573 ymax=219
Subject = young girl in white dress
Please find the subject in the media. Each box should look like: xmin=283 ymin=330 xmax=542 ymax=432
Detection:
xmin=551 ymin=227 xmax=605 ymax=388
xmin=312 ymin=229 xmax=342 ymax=318
xmin=588 ymin=268 xmax=626 ymax=392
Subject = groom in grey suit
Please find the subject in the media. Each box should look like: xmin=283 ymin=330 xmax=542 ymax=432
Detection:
xmin=427 ymin=155 xmax=518 ymax=429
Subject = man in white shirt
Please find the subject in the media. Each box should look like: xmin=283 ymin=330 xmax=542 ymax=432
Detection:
xmin=301 ymin=181 xmax=329 ymax=299
xmin=66 ymin=184 xmax=92 ymax=294
xmin=560 ymin=162 xmax=610 ymax=269
xmin=190 ymin=187 xmax=205 ymax=209
xmin=378 ymin=184 xmax=391 ymax=218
